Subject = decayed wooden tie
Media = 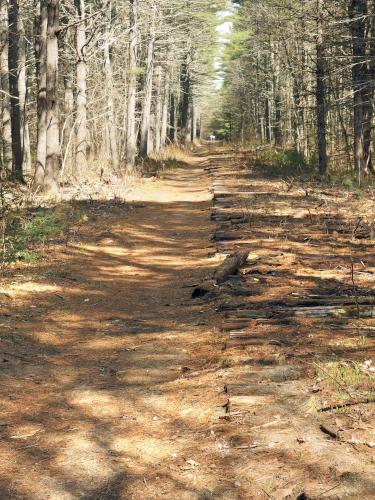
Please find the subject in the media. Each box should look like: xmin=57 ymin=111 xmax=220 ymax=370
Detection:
xmin=192 ymin=251 xmax=249 ymax=298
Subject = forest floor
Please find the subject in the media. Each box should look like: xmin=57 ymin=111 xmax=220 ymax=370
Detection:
xmin=0 ymin=145 xmax=374 ymax=499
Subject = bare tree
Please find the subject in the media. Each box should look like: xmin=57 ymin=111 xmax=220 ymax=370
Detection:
xmin=8 ymin=0 xmax=23 ymax=180
xmin=0 ymin=0 xmax=12 ymax=173
xmin=104 ymin=0 xmax=119 ymax=171
xmin=18 ymin=13 xmax=31 ymax=176
xmin=34 ymin=0 xmax=47 ymax=187
xmin=44 ymin=0 xmax=60 ymax=192
xmin=349 ymin=0 xmax=374 ymax=183
xmin=139 ymin=1 xmax=156 ymax=157
xmin=126 ymin=0 xmax=138 ymax=172
xmin=74 ymin=0 xmax=87 ymax=172
xmin=316 ymin=0 xmax=327 ymax=175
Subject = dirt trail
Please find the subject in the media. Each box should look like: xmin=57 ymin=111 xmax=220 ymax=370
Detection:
xmin=0 ymin=156 xmax=230 ymax=499
xmin=0 ymin=147 xmax=374 ymax=499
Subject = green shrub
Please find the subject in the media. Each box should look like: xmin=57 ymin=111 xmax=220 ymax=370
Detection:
xmin=272 ymin=149 xmax=307 ymax=175
xmin=341 ymin=176 xmax=354 ymax=188
xmin=256 ymin=148 xmax=311 ymax=178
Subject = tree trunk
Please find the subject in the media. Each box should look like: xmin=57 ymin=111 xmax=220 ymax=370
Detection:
xmin=34 ymin=0 xmax=47 ymax=187
xmin=349 ymin=0 xmax=372 ymax=184
xmin=0 ymin=0 xmax=12 ymax=174
xmin=8 ymin=0 xmax=23 ymax=180
xmin=126 ymin=0 xmax=138 ymax=173
xmin=197 ymin=114 xmax=202 ymax=140
xmin=191 ymin=99 xmax=197 ymax=143
xmin=265 ymin=80 xmax=271 ymax=143
xmin=292 ymin=78 xmax=300 ymax=149
xmin=272 ymin=45 xmax=282 ymax=146
xmin=169 ymin=92 xmax=176 ymax=143
xmin=154 ymin=65 xmax=162 ymax=153
xmin=18 ymin=14 xmax=31 ymax=177
xmin=74 ymin=0 xmax=87 ymax=172
xmin=139 ymin=3 xmax=156 ymax=158
xmin=180 ymin=53 xmax=191 ymax=144
xmin=160 ymin=67 xmax=170 ymax=148
xmin=148 ymin=112 xmax=155 ymax=154
xmin=316 ymin=0 xmax=328 ymax=175
xmin=104 ymin=1 xmax=119 ymax=171
xmin=274 ymin=93 xmax=282 ymax=146
xmin=63 ymin=66 xmax=74 ymax=170
xmin=44 ymin=0 xmax=60 ymax=192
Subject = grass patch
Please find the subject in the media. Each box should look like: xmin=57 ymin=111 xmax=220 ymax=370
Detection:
xmin=144 ymin=145 xmax=193 ymax=177
xmin=2 ymin=204 xmax=77 ymax=267
xmin=315 ymin=360 xmax=375 ymax=400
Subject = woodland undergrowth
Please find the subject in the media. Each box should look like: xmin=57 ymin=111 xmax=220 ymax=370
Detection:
xmin=240 ymin=144 xmax=375 ymax=243
xmin=250 ymin=145 xmax=375 ymax=192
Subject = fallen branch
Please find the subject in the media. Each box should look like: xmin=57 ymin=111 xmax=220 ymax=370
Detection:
xmin=319 ymin=424 xmax=339 ymax=439
xmin=319 ymin=424 xmax=375 ymax=449
xmin=319 ymin=398 xmax=375 ymax=412
xmin=233 ymin=443 xmax=261 ymax=450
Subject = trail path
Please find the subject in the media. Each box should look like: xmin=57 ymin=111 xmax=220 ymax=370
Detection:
xmin=0 ymin=147 xmax=374 ymax=499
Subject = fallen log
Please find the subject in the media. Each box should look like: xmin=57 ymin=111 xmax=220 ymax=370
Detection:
xmin=319 ymin=398 xmax=375 ymax=412
xmin=192 ymin=251 xmax=249 ymax=298
xmin=214 ymin=251 xmax=249 ymax=283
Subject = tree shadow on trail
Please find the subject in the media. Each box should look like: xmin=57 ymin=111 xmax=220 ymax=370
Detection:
xmin=0 ymin=187 xmax=224 ymax=499
xmin=1 ymin=149 xmax=375 ymax=499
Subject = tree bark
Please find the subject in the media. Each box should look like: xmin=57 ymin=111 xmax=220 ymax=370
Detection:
xmin=63 ymin=65 xmax=74 ymax=169
xmin=154 ymin=65 xmax=162 ymax=153
xmin=272 ymin=44 xmax=282 ymax=146
xmin=191 ymin=99 xmax=197 ymax=143
xmin=8 ymin=0 xmax=23 ymax=180
xmin=316 ymin=0 xmax=328 ymax=175
xmin=265 ymin=80 xmax=271 ymax=143
xmin=160 ymin=67 xmax=170 ymax=148
xmin=349 ymin=0 xmax=373 ymax=184
xmin=104 ymin=0 xmax=119 ymax=171
xmin=74 ymin=0 xmax=87 ymax=172
xmin=169 ymin=92 xmax=177 ymax=143
xmin=0 ymin=0 xmax=12 ymax=174
xmin=18 ymin=14 xmax=31 ymax=177
xmin=180 ymin=52 xmax=191 ymax=144
xmin=126 ymin=0 xmax=138 ymax=173
xmin=139 ymin=3 xmax=156 ymax=157
xmin=34 ymin=0 xmax=47 ymax=187
xmin=44 ymin=0 xmax=60 ymax=192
